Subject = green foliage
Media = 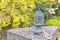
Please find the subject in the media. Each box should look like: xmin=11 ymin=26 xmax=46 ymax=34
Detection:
xmin=53 ymin=2 xmax=60 ymax=16
xmin=0 ymin=0 xmax=56 ymax=32
xmin=51 ymin=16 xmax=60 ymax=20
xmin=46 ymin=16 xmax=60 ymax=31
xmin=57 ymin=5 xmax=60 ymax=15
xmin=46 ymin=16 xmax=60 ymax=26
xmin=59 ymin=38 xmax=60 ymax=40
xmin=46 ymin=19 xmax=60 ymax=26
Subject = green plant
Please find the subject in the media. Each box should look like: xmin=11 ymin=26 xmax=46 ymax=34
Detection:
xmin=46 ymin=19 xmax=60 ymax=26
xmin=51 ymin=16 xmax=60 ymax=20
xmin=46 ymin=16 xmax=60 ymax=32
xmin=58 ymin=38 xmax=60 ymax=40
xmin=0 ymin=0 xmax=57 ymax=32
xmin=46 ymin=16 xmax=60 ymax=26
xmin=53 ymin=2 xmax=60 ymax=16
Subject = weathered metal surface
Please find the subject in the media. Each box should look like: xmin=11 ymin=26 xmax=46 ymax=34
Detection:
xmin=34 ymin=11 xmax=45 ymax=26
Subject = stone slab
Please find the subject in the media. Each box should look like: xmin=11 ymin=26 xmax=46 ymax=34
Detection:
xmin=7 ymin=26 xmax=58 ymax=40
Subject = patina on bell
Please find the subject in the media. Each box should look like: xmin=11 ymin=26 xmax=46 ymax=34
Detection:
xmin=30 ymin=10 xmax=45 ymax=35
xmin=30 ymin=3 xmax=45 ymax=35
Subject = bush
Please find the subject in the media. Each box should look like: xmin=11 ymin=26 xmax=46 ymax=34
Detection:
xmin=46 ymin=16 xmax=60 ymax=32
xmin=51 ymin=16 xmax=60 ymax=20
xmin=0 ymin=0 xmax=57 ymax=32
xmin=46 ymin=19 xmax=60 ymax=26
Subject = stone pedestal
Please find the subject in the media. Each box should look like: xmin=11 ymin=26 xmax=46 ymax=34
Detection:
xmin=7 ymin=26 xmax=58 ymax=40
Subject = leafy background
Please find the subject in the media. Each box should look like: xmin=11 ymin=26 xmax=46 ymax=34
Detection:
xmin=0 ymin=0 xmax=60 ymax=40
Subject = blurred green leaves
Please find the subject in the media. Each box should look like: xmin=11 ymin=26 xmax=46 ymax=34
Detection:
xmin=46 ymin=16 xmax=60 ymax=31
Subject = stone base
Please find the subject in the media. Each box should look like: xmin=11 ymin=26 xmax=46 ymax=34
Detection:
xmin=7 ymin=26 xmax=58 ymax=40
